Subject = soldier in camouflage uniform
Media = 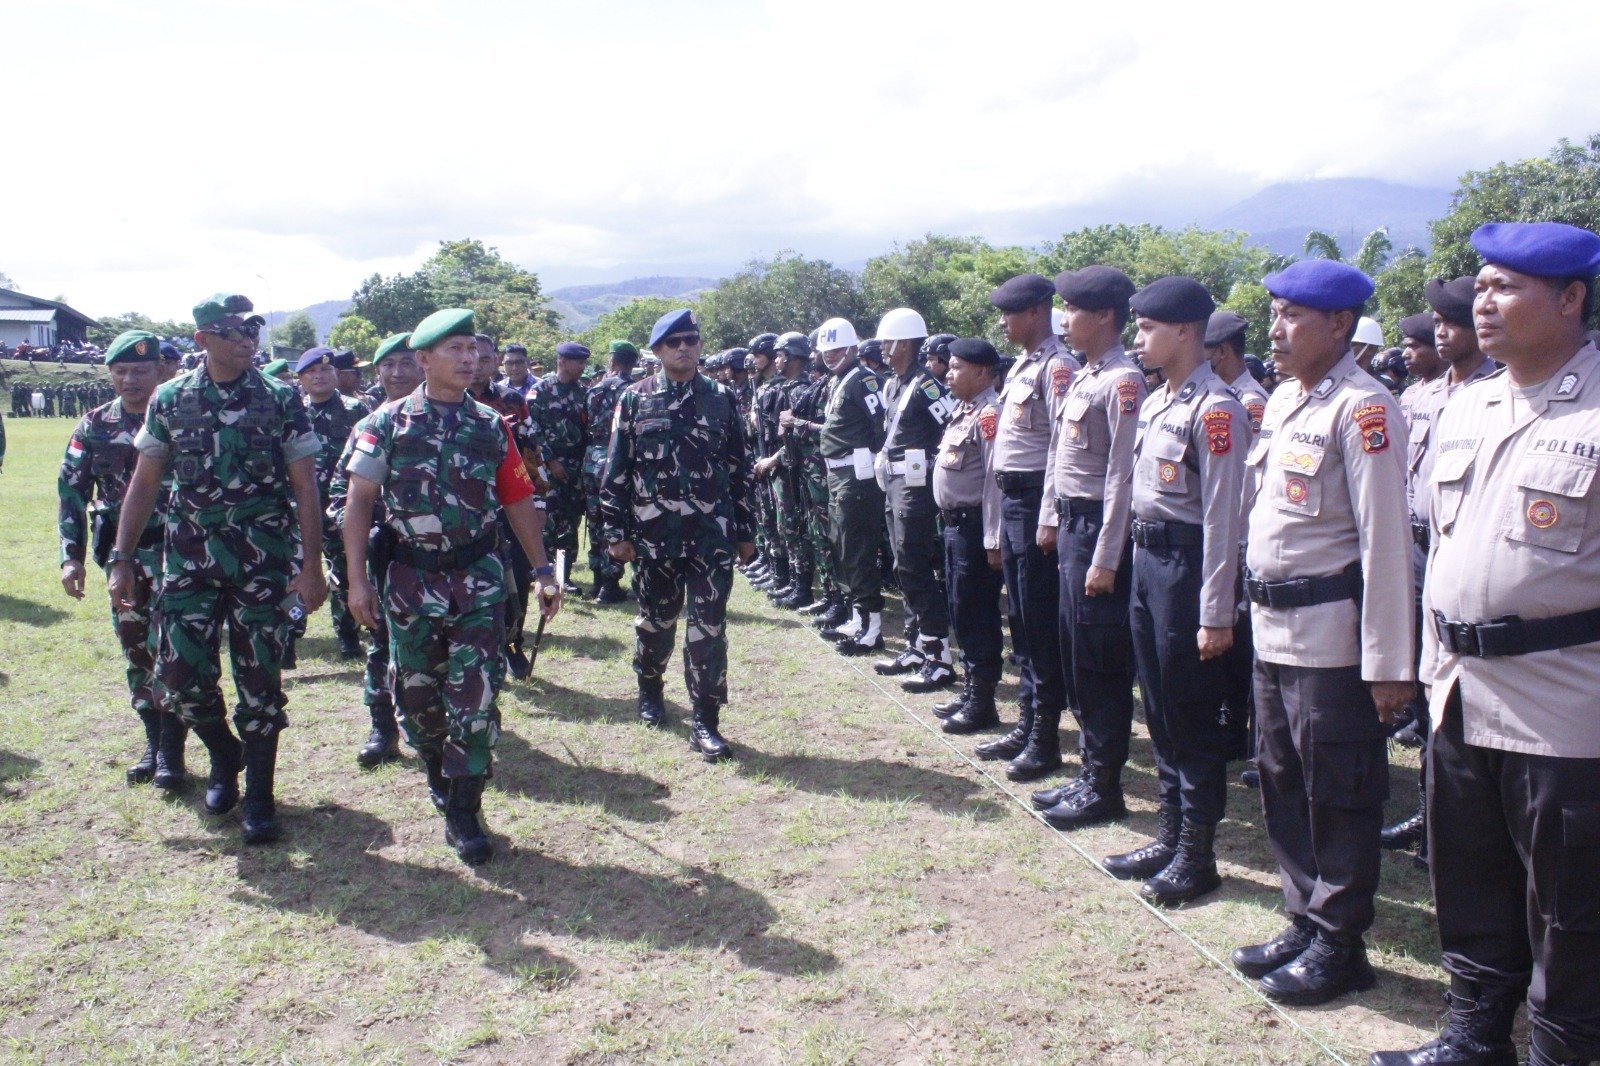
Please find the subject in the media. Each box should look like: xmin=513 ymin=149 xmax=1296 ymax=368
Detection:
xmin=758 ymin=332 xmax=817 ymax=608
xmin=601 ymin=308 xmax=755 ymax=761
xmin=745 ymin=334 xmax=787 ymax=592
xmin=583 ymin=340 xmax=639 ymax=604
xmin=110 ymin=294 xmax=327 ymax=846
xmin=344 ymin=309 xmax=560 ymax=866
xmin=326 ymin=332 xmax=422 ymax=767
xmin=58 ymin=330 xmax=186 ymax=790
xmin=527 ymin=342 xmax=591 ymax=594
xmin=296 ymin=346 xmax=369 ymax=659
xmin=784 ymin=350 xmax=840 ymax=621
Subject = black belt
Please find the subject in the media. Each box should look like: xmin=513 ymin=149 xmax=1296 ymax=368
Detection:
xmin=1054 ymin=497 xmax=1104 ymax=520
xmin=994 ymin=469 xmax=1045 ymax=495
xmin=1433 ymin=606 xmax=1600 ymax=658
xmin=1244 ymin=562 xmax=1362 ymax=609
xmin=389 ymin=530 xmax=499 ymax=573
xmin=1411 ymin=521 xmax=1430 ymax=550
xmin=940 ymin=506 xmax=982 ymax=524
xmin=1131 ymin=518 xmax=1202 ymax=548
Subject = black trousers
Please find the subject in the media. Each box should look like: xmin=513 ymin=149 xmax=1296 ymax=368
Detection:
xmin=1000 ymin=484 xmax=1064 ymax=714
xmin=1130 ymin=540 xmax=1230 ymax=824
xmin=1057 ymin=506 xmax=1134 ymax=772
xmin=886 ymin=476 xmax=948 ymax=639
xmin=943 ymin=509 xmax=1003 ymax=684
xmin=1254 ymin=660 xmax=1387 ymax=941
xmin=828 ymin=471 xmax=884 ymax=611
xmin=1430 ymin=686 xmax=1600 ymax=1056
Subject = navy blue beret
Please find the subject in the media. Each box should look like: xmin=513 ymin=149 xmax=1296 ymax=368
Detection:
xmin=948 ymin=337 xmax=998 ymax=365
xmin=1054 ymin=266 xmax=1135 ymax=312
xmin=1130 ymin=276 xmax=1216 ymax=324
xmin=1204 ymin=310 xmax=1250 ymax=347
xmin=1263 ymin=260 xmax=1375 ymax=310
xmin=331 ymin=348 xmax=361 ymax=370
xmin=648 ymin=308 xmax=698 ymax=348
xmin=988 ymin=273 xmax=1056 ymax=312
xmin=555 ymin=341 xmax=591 ymax=360
xmin=1400 ymin=313 xmax=1436 ymax=344
xmin=1471 ymin=222 xmax=1600 ymax=279
xmin=296 ymin=346 xmax=335 ymax=372
xmin=1425 ymin=276 xmax=1476 ymax=327
xmin=158 ymin=341 xmax=182 ymax=361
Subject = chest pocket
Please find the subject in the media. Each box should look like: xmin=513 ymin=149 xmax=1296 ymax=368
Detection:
xmin=1430 ymin=450 xmax=1474 ymax=535
xmin=1505 ymin=454 xmax=1597 ymax=553
xmin=1407 ymin=417 xmax=1431 ymax=474
xmin=1143 ymin=431 xmax=1189 ymax=495
xmin=636 ymin=416 xmax=673 ymax=462
xmin=239 ymin=390 xmax=281 ymax=482
xmin=448 ymin=425 xmax=502 ymax=510
xmin=1062 ymin=393 xmax=1092 ymax=447
xmin=1273 ymin=443 xmax=1326 ymax=517
xmin=1006 ymin=379 xmax=1035 ymax=429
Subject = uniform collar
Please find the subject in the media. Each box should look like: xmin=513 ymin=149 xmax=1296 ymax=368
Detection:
xmin=1084 ymin=343 xmax=1126 ymax=374
xmin=1166 ymin=361 xmax=1219 ymax=406
xmin=1299 ymin=350 xmax=1360 ymax=403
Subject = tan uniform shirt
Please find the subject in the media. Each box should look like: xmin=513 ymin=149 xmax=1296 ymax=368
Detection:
xmin=933 ymin=385 xmax=1004 ymax=549
xmin=1041 ymin=344 xmax=1145 ymax=572
xmin=1245 ymin=352 xmax=1414 ymax=679
xmin=1422 ymin=343 xmax=1600 ymax=758
xmin=992 ymin=335 xmax=1081 ymax=474
xmin=1230 ymin=370 xmax=1270 ymax=440
xmin=1405 ymin=360 xmax=1498 ymax=525
xmin=1132 ymin=363 xmax=1247 ymax=629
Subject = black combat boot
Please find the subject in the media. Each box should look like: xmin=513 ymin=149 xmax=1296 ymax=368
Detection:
xmin=192 ymin=719 xmax=242 ymax=815
xmin=942 ymin=678 xmax=1000 ymax=734
xmin=800 ymin=590 xmax=836 ymax=617
xmin=933 ymin=673 xmax=972 ymax=719
xmin=1032 ymin=765 xmax=1093 ymax=811
xmin=874 ymin=643 xmax=924 ymax=677
xmin=1005 ymin=707 xmax=1063 ymax=782
xmin=422 ymin=752 xmax=448 ymax=812
xmin=638 ymin=679 xmax=666 ymax=727
xmin=976 ymin=702 xmax=1033 ymax=761
xmin=1040 ymin=763 xmax=1126 ymax=829
xmin=1103 ymin=804 xmax=1181 ymax=880
xmin=778 ymin=568 xmax=814 ymax=610
xmin=1258 ymin=931 xmax=1375 ymax=1005
xmin=595 ymin=577 xmax=629 ymax=604
xmin=1140 ymin=818 xmax=1221 ymax=905
xmin=240 ymin=729 xmax=281 ymax=845
xmin=336 ymin=626 xmax=362 ymax=661
xmin=444 ymin=775 xmax=493 ymax=865
xmin=357 ymin=704 xmax=401 ymax=768
xmin=128 ymin=707 xmax=161 ymax=785
xmin=1231 ymin=917 xmax=1317 ymax=979
xmin=902 ymin=637 xmax=956 ymax=692
xmin=813 ymin=595 xmax=851 ymax=632
xmin=1381 ymin=808 xmax=1425 ymax=851
xmin=152 ymin=712 xmax=188 ymax=792
xmin=1367 ymin=978 xmax=1522 ymax=1066
xmin=689 ymin=705 xmax=731 ymax=762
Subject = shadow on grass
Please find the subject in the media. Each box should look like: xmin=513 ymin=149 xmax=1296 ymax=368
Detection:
xmin=522 ymin=677 xmax=645 ymax=725
xmin=493 ymin=730 xmax=672 ymax=823
xmin=1 ymin=749 xmax=41 ymax=791
xmin=545 ymin=631 xmax=629 ymax=660
xmin=167 ymin=803 xmax=837 ymax=978
xmin=0 ymin=593 xmax=70 ymax=627
xmin=734 ymin=745 xmax=1009 ymax=819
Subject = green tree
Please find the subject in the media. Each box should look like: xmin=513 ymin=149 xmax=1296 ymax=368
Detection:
xmin=349 ymin=270 xmax=435 ymax=335
xmin=577 ymin=296 xmax=685 ymax=354
xmin=271 ymin=311 xmax=318 ymax=351
xmin=0 ymin=270 xmax=15 ymax=290
xmin=328 ymin=314 xmax=380 ymax=362
xmin=1353 ymin=229 xmax=1394 ymax=276
xmin=862 ymin=235 xmax=1036 ymax=345
xmin=88 ymin=312 xmax=194 ymax=348
xmin=1373 ymin=251 xmax=1431 ymax=345
xmin=696 ymin=252 xmax=867 ymax=350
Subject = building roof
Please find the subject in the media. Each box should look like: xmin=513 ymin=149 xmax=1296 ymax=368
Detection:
xmin=0 ymin=291 xmax=95 ymax=329
xmin=0 ymin=308 xmax=59 ymax=323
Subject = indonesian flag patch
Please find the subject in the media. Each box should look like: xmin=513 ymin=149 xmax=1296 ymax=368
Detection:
xmin=355 ymin=430 xmax=381 ymax=457
xmin=1203 ymin=410 xmax=1232 ymax=455
xmin=67 ymin=438 xmax=86 ymax=459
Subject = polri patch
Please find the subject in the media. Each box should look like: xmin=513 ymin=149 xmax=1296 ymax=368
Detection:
xmin=1357 ymin=405 xmax=1389 ymax=454
xmin=1051 ymin=363 xmax=1074 ymax=397
xmin=1528 ymin=499 xmax=1559 ymax=529
xmin=1285 ymin=476 xmax=1309 ymax=504
xmin=1116 ymin=378 xmax=1139 ymax=414
xmin=1203 ymin=409 xmax=1232 ymax=455
xmin=1158 ymin=461 xmax=1179 ymax=484
xmin=1245 ymin=399 xmax=1265 ymax=432
xmin=978 ymin=407 xmax=998 ymax=441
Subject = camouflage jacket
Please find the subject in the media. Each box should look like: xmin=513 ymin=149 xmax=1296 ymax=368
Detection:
xmin=787 ymin=377 xmax=830 ymax=461
xmin=305 ymin=392 xmax=369 ymax=503
xmin=528 ymin=374 xmax=589 ymax=466
xmin=346 ymin=391 xmax=543 ymax=617
xmin=136 ymin=364 xmax=317 ymax=580
xmin=58 ymin=399 xmax=166 ymax=566
xmin=470 ymin=380 xmax=547 ymax=482
xmin=585 ymin=373 xmax=629 ymax=451
xmin=599 ymin=372 xmax=755 ymax=560
xmin=754 ymin=376 xmax=790 ymax=460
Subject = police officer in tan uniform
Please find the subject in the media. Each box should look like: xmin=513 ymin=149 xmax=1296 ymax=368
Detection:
xmin=1372 ymin=222 xmax=1600 ymax=1066
xmin=932 ymin=339 xmax=1007 ymax=734
xmin=977 ymin=274 xmax=1082 ymax=781
xmin=1231 ymin=259 xmax=1414 ymax=1007
xmin=1033 ymin=266 xmax=1145 ymax=829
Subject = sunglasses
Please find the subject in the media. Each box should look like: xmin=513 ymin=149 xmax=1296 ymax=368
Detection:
xmin=202 ymin=321 xmax=262 ymax=343
xmin=659 ymin=333 xmax=700 ymax=350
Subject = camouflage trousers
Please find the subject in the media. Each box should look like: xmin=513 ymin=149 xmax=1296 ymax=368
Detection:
xmin=322 ymin=526 xmax=359 ymax=646
xmin=634 ymin=553 xmax=734 ymax=711
xmin=108 ymin=545 xmax=163 ymax=717
xmin=774 ymin=471 xmax=811 ymax=574
xmin=802 ymin=457 xmax=835 ymax=592
xmin=157 ymin=568 xmax=291 ymax=734
xmin=755 ymin=477 xmax=785 ymax=570
xmin=363 ymin=556 xmax=393 ymax=715
xmin=387 ymin=597 xmax=506 ymax=778
xmin=582 ymin=452 xmax=621 ymax=582
xmin=543 ymin=470 xmax=585 ymax=558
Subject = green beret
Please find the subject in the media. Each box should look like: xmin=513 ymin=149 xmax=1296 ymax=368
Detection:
xmin=410 ymin=308 xmax=476 ymax=351
xmin=373 ymin=332 xmax=413 ymax=365
xmin=608 ymin=339 xmax=640 ymax=361
xmin=262 ymin=359 xmax=291 ymax=378
xmin=105 ymin=330 xmax=160 ymax=365
xmin=193 ymin=292 xmax=263 ymax=329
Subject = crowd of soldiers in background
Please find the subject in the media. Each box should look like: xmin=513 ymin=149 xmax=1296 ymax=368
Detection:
xmin=9 ymin=382 xmax=117 ymax=417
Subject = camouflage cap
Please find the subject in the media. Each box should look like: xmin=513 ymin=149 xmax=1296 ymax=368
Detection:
xmin=105 ymin=329 xmax=160 ymax=365
xmin=193 ymin=292 xmax=264 ymax=329
xmin=373 ymin=332 xmax=413 ymax=365
xmin=411 ymin=308 xmax=476 ymax=350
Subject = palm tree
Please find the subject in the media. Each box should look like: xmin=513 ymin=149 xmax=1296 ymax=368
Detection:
xmin=1303 ymin=231 xmax=1345 ymax=261
xmin=1302 ymin=227 xmax=1392 ymax=275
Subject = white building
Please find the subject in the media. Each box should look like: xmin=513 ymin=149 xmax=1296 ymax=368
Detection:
xmin=0 ymin=290 xmax=94 ymax=350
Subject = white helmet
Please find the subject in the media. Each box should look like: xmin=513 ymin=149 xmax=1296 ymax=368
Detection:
xmin=1353 ymin=316 xmax=1384 ymax=347
xmin=1051 ymin=307 xmax=1066 ymax=335
xmin=875 ymin=307 xmax=928 ymax=342
xmin=815 ymin=317 xmax=859 ymax=352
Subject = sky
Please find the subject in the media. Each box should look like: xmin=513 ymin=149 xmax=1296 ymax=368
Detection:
xmin=6 ymin=0 xmax=1599 ymax=322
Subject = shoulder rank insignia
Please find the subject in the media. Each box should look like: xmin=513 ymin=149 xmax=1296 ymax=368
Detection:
xmin=1314 ymin=377 xmax=1335 ymax=399
xmin=1557 ymin=372 xmax=1579 ymax=397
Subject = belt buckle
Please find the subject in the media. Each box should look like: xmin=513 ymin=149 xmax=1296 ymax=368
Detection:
xmin=1446 ymin=620 xmax=1478 ymax=656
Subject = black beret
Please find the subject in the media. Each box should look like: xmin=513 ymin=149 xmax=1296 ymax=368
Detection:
xmin=1400 ymin=313 xmax=1437 ymax=345
xmin=1054 ymin=266 xmax=1135 ymax=312
xmin=1204 ymin=310 xmax=1250 ymax=347
xmin=988 ymin=273 xmax=1055 ymax=312
xmin=948 ymin=337 xmax=998 ymax=366
xmin=1129 ymin=276 xmax=1216 ymax=324
xmin=1424 ymin=275 xmax=1476 ymax=328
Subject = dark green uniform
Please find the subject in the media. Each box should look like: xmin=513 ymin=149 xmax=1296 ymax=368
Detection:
xmin=527 ymin=373 xmax=589 ymax=562
xmin=821 ymin=364 xmax=887 ymax=612
xmin=305 ymin=392 xmax=368 ymax=651
xmin=788 ymin=374 xmax=836 ymax=599
xmin=583 ymin=372 xmax=629 ymax=586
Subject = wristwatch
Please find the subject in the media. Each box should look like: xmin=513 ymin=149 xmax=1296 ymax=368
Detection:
xmin=532 ymin=564 xmax=555 ymax=578
xmin=107 ymin=549 xmax=132 ymax=564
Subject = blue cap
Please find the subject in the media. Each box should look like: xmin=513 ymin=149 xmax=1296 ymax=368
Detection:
xmin=1470 ymin=222 xmax=1600 ymax=279
xmin=1130 ymin=276 xmax=1215 ymax=324
xmin=158 ymin=341 xmax=182 ymax=361
xmin=648 ymin=308 xmax=698 ymax=348
xmin=988 ymin=273 xmax=1056 ymax=312
xmin=295 ymin=346 xmax=335 ymax=372
xmin=1262 ymin=260 xmax=1375 ymax=310
xmin=555 ymin=341 xmax=591 ymax=360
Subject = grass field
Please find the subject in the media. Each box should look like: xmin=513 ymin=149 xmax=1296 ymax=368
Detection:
xmin=0 ymin=414 xmax=1451 ymax=1064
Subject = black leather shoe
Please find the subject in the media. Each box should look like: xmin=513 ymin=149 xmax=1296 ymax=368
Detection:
xmin=766 ymin=583 xmax=795 ymax=603
xmin=1367 ymin=979 xmax=1521 ymax=1066
xmin=1004 ymin=709 xmax=1062 ymax=782
xmin=1141 ymin=819 xmax=1222 ymax=906
xmin=1392 ymin=719 xmax=1426 ymax=749
xmin=1103 ymin=805 xmax=1182 ymax=881
xmin=1232 ymin=919 xmax=1316 ymax=979
xmin=976 ymin=705 xmax=1032 ymax=761
xmin=778 ymin=587 xmax=814 ymax=610
xmin=1382 ymin=809 xmax=1425 ymax=850
xmin=933 ymin=675 xmax=972 ymax=718
xmin=1040 ymin=776 xmax=1126 ymax=830
xmin=1258 ymin=933 xmax=1375 ymax=1006
xmin=337 ymin=635 xmax=363 ymax=660
xmin=357 ymin=722 xmax=401 ymax=768
xmin=689 ymin=707 xmax=731 ymax=762
xmin=239 ymin=730 xmax=281 ymax=845
xmin=638 ymin=682 xmax=666 ymax=728
xmin=941 ymin=700 xmax=1000 ymax=735
xmin=874 ymin=646 xmax=923 ymax=676
xmin=444 ymin=775 xmax=493 ymax=865
xmin=561 ymin=580 xmax=583 ymax=596
xmin=193 ymin=719 xmax=242 ymax=815
xmin=152 ymin=713 xmax=188 ymax=792
xmin=1032 ymin=768 xmax=1092 ymax=811
xmin=595 ymin=581 xmax=629 ymax=604
xmin=813 ymin=599 xmax=851 ymax=631
xmin=1241 ymin=767 xmax=1260 ymax=789
xmin=799 ymin=594 xmax=835 ymax=617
